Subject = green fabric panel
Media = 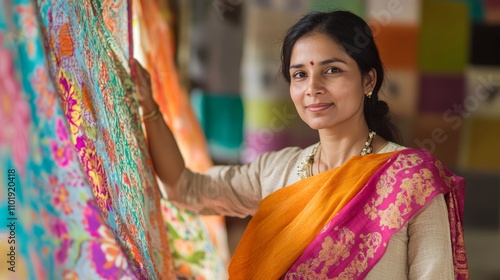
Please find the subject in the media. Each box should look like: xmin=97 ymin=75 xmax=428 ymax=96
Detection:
xmin=243 ymin=99 xmax=300 ymax=129
xmin=468 ymin=0 xmax=485 ymax=22
xmin=463 ymin=117 xmax=500 ymax=170
xmin=192 ymin=92 xmax=244 ymax=149
xmin=419 ymin=0 xmax=470 ymax=73
xmin=309 ymin=0 xmax=365 ymax=17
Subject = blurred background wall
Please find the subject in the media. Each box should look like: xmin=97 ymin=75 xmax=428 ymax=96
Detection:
xmin=175 ymin=0 xmax=500 ymax=278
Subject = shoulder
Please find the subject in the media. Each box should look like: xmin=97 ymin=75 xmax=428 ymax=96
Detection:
xmin=376 ymin=141 xmax=406 ymax=153
xmin=253 ymin=143 xmax=319 ymax=197
xmin=251 ymin=144 xmax=316 ymax=169
xmin=377 ymin=144 xmax=439 ymax=168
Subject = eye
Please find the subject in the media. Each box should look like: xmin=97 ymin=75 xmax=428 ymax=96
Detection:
xmin=325 ymin=67 xmax=342 ymax=74
xmin=292 ymin=71 xmax=307 ymax=79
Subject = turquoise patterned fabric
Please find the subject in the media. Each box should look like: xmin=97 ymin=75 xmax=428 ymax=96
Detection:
xmin=0 ymin=0 xmax=137 ymax=278
xmin=35 ymin=0 xmax=174 ymax=277
xmin=1 ymin=0 xmax=226 ymax=279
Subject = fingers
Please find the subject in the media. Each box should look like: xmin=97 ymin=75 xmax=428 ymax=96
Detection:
xmin=133 ymin=58 xmax=145 ymax=74
xmin=132 ymin=58 xmax=154 ymax=104
xmin=135 ymin=59 xmax=150 ymax=81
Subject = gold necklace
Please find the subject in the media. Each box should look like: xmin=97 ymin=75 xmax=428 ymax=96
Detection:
xmin=296 ymin=142 xmax=319 ymax=180
xmin=296 ymin=130 xmax=376 ymax=179
xmin=361 ymin=130 xmax=377 ymax=156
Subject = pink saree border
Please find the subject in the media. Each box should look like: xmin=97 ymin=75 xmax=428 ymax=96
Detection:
xmin=284 ymin=149 xmax=469 ymax=279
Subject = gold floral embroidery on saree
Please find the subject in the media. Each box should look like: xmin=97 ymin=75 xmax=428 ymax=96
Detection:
xmin=289 ymin=227 xmax=355 ymax=279
xmin=364 ymin=153 xmax=435 ymax=230
xmin=287 ymin=228 xmax=382 ymax=280
xmin=336 ymin=232 xmax=382 ymax=280
xmin=284 ymin=150 xmax=469 ymax=279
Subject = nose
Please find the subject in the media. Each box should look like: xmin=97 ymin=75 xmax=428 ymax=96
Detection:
xmin=306 ymin=74 xmax=325 ymax=96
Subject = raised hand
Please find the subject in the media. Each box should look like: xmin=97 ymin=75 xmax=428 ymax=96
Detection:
xmin=132 ymin=58 xmax=157 ymax=115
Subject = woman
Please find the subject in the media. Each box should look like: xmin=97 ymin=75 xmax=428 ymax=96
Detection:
xmin=135 ymin=11 xmax=468 ymax=279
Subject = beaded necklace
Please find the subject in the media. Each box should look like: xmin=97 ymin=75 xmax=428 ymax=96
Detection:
xmin=296 ymin=130 xmax=376 ymax=179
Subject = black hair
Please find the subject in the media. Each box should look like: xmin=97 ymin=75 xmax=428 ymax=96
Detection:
xmin=281 ymin=10 xmax=401 ymax=144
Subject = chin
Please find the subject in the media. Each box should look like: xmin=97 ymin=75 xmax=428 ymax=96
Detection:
xmin=306 ymin=121 xmax=330 ymax=130
xmin=306 ymin=118 xmax=345 ymax=130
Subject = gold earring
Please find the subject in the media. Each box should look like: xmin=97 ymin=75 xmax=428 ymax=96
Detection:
xmin=366 ymin=91 xmax=372 ymax=98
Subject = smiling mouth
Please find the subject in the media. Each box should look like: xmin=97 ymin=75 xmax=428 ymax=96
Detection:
xmin=306 ymin=103 xmax=333 ymax=112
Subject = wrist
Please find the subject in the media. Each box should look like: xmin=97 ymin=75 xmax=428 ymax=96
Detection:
xmin=142 ymin=107 xmax=161 ymax=122
xmin=140 ymin=101 xmax=161 ymax=122
xmin=140 ymin=100 xmax=158 ymax=116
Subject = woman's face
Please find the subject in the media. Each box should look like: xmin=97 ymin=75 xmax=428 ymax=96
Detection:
xmin=289 ymin=32 xmax=374 ymax=131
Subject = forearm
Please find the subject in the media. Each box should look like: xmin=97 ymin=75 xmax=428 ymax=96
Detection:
xmin=133 ymin=59 xmax=185 ymax=187
xmin=143 ymin=110 xmax=185 ymax=187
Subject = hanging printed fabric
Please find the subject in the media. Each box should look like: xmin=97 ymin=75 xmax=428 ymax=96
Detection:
xmin=0 ymin=0 xmax=141 ymax=279
xmin=35 ymin=0 xmax=175 ymax=278
xmin=133 ymin=0 xmax=229 ymax=278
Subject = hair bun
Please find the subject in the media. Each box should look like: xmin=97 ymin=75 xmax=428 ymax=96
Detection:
xmin=375 ymin=100 xmax=389 ymax=118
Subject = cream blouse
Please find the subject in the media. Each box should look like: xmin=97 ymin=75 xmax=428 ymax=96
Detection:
xmin=165 ymin=142 xmax=455 ymax=279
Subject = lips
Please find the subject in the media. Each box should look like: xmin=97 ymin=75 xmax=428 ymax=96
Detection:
xmin=306 ymin=103 xmax=333 ymax=112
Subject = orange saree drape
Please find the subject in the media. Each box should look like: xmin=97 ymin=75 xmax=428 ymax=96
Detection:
xmin=228 ymin=151 xmax=398 ymax=279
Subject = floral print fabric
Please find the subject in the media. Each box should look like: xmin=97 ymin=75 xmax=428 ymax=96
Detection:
xmin=133 ymin=0 xmax=228 ymax=278
xmin=0 ymin=0 xmax=138 ymax=278
xmin=1 ymin=0 xmax=227 ymax=279
xmin=35 ymin=0 xmax=174 ymax=277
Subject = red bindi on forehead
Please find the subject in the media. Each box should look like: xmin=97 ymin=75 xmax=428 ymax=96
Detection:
xmin=310 ymin=60 xmax=314 ymax=65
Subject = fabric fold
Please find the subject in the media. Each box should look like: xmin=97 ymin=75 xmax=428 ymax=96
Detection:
xmin=229 ymin=149 xmax=469 ymax=280
xmin=229 ymin=151 xmax=398 ymax=279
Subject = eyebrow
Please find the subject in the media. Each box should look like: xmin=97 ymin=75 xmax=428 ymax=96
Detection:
xmin=289 ymin=58 xmax=347 ymax=69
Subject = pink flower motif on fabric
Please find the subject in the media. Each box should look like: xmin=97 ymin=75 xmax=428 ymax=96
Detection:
xmin=33 ymin=67 xmax=56 ymax=119
xmin=75 ymin=137 xmax=112 ymax=211
xmin=49 ymin=175 xmax=73 ymax=215
xmin=50 ymin=117 xmax=74 ymax=168
xmin=83 ymin=200 xmax=106 ymax=238
xmin=0 ymin=34 xmax=31 ymax=175
xmin=82 ymin=201 xmax=131 ymax=277
xmin=57 ymin=70 xmax=81 ymax=142
xmin=47 ymin=215 xmax=72 ymax=264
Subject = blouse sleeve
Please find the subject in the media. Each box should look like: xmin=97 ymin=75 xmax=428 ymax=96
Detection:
xmin=408 ymin=193 xmax=455 ymax=279
xmin=162 ymin=147 xmax=301 ymax=218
